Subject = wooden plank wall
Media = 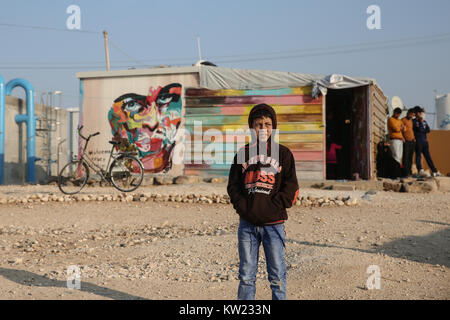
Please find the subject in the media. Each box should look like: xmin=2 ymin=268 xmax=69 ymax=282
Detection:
xmin=371 ymin=83 xmax=388 ymax=178
xmin=184 ymin=86 xmax=324 ymax=180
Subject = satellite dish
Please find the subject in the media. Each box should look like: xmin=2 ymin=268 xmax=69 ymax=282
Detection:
xmin=195 ymin=60 xmax=217 ymax=67
xmin=390 ymin=96 xmax=403 ymax=114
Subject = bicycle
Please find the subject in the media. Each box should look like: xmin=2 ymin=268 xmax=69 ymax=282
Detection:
xmin=58 ymin=126 xmax=144 ymax=194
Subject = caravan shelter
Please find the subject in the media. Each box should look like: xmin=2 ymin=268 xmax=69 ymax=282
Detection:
xmin=76 ymin=66 xmax=388 ymax=180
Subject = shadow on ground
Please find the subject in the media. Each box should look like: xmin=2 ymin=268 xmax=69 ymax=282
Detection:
xmin=377 ymin=223 xmax=449 ymax=267
xmin=0 ymin=267 xmax=147 ymax=300
xmin=288 ymin=221 xmax=450 ymax=268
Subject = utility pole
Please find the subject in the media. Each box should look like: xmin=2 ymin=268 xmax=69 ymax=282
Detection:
xmin=103 ymin=30 xmax=111 ymax=71
xmin=197 ymin=36 xmax=202 ymax=61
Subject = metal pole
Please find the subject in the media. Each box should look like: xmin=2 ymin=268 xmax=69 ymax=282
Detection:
xmin=48 ymin=92 xmax=52 ymax=176
xmin=197 ymin=36 xmax=202 ymax=61
xmin=103 ymin=30 xmax=111 ymax=71
xmin=69 ymin=111 xmax=73 ymax=161
xmin=57 ymin=138 xmax=66 ymax=176
xmin=0 ymin=75 xmax=5 ymax=185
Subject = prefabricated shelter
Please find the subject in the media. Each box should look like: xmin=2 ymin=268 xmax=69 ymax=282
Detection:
xmin=76 ymin=66 xmax=388 ymax=180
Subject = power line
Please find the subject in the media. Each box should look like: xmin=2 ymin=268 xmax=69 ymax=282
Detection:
xmin=4 ymin=30 xmax=450 ymax=66
xmin=0 ymin=65 xmax=169 ymax=70
xmin=209 ymin=32 xmax=450 ymax=60
xmin=108 ymin=38 xmax=152 ymax=68
xmin=0 ymin=57 xmax=196 ymax=66
xmin=0 ymin=22 xmax=100 ymax=34
xmin=212 ymin=32 xmax=450 ymax=64
xmin=1 ymin=31 xmax=449 ymax=69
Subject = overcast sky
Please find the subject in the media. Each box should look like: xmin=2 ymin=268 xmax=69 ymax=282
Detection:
xmin=1 ymin=0 xmax=449 ymax=127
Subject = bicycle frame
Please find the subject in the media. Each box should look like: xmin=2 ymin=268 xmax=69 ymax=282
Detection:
xmin=77 ymin=135 xmax=124 ymax=182
xmin=58 ymin=126 xmax=145 ymax=195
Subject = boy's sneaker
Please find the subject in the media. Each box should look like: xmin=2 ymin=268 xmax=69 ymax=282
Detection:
xmin=431 ymin=171 xmax=442 ymax=177
xmin=418 ymin=169 xmax=428 ymax=177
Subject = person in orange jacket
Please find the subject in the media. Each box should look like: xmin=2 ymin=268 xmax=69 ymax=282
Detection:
xmin=401 ymin=108 xmax=416 ymax=177
xmin=387 ymin=108 xmax=405 ymax=178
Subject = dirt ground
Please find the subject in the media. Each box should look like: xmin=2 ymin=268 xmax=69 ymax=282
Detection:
xmin=0 ymin=183 xmax=448 ymax=300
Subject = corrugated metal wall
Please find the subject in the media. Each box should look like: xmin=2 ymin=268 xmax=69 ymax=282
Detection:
xmin=184 ymin=86 xmax=324 ymax=180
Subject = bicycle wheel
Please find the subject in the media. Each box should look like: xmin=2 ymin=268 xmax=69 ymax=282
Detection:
xmin=109 ymin=155 xmax=144 ymax=192
xmin=58 ymin=160 xmax=89 ymax=194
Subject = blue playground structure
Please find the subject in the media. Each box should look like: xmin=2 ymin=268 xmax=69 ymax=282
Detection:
xmin=0 ymin=75 xmax=36 ymax=184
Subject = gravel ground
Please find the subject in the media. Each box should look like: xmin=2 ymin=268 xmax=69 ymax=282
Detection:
xmin=0 ymin=183 xmax=448 ymax=300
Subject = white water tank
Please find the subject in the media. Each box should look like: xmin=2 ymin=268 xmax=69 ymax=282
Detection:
xmin=436 ymin=94 xmax=450 ymax=130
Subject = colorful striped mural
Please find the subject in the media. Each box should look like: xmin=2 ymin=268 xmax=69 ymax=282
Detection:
xmin=184 ymin=86 xmax=324 ymax=180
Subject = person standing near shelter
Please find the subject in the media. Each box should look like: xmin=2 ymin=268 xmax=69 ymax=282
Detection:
xmin=326 ymin=134 xmax=343 ymax=180
xmin=387 ymin=107 xmax=405 ymax=178
xmin=227 ymin=103 xmax=299 ymax=300
xmin=413 ymin=106 xmax=441 ymax=177
xmin=401 ymin=108 xmax=416 ymax=177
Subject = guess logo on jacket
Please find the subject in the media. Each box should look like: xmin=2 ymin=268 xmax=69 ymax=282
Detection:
xmin=227 ymin=141 xmax=299 ymax=226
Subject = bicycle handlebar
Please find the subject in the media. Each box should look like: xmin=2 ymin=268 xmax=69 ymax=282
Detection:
xmin=78 ymin=125 xmax=100 ymax=140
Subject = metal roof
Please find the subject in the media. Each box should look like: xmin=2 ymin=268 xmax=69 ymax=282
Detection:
xmin=75 ymin=65 xmax=377 ymax=94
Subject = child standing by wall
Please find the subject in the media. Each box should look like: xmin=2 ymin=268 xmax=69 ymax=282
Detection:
xmin=227 ymin=103 xmax=299 ymax=300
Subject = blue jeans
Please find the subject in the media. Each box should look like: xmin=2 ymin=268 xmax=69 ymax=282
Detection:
xmin=237 ymin=218 xmax=287 ymax=300
xmin=415 ymin=140 xmax=437 ymax=172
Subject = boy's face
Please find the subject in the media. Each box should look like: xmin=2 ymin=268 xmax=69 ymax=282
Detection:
xmin=252 ymin=116 xmax=273 ymax=141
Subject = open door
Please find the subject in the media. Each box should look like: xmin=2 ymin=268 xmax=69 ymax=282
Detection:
xmin=325 ymin=86 xmax=370 ymax=180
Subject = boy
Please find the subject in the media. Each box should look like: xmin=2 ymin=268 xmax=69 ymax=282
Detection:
xmin=227 ymin=103 xmax=299 ymax=300
xmin=413 ymin=106 xmax=441 ymax=177
xmin=387 ymin=107 xmax=405 ymax=178
xmin=401 ymin=108 xmax=416 ymax=177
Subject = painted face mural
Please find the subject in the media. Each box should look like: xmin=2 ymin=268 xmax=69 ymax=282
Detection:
xmin=108 ymin=83 xmax=182 ymax=172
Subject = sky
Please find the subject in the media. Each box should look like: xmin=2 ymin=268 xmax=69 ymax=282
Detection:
xmin=0 ymin=0 xmax=449 ymax=127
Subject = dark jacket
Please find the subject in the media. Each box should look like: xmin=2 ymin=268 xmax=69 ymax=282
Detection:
xmin=413 ymin=118 xmax=430 ymax=142
xmin=227 ymin=104 xmax=299 ymax=226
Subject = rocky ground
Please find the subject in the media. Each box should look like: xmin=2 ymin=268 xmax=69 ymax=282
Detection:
xmin=0 ymin=182 xmax=448 ymax=300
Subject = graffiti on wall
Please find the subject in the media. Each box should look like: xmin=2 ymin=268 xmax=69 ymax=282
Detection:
xmin=108 ymin=83 xmax=182 ymax=173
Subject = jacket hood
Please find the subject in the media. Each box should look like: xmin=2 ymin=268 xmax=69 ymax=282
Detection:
xmin=248 ymin=103 xmax=277 ymax=130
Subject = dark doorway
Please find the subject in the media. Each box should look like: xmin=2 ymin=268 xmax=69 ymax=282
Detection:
xmin=325 ymin=87 xmax=370 ymax=180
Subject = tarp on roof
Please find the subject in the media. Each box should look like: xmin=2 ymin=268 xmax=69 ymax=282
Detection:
xmin=199 ymin=66 xmax=375 ymax=97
